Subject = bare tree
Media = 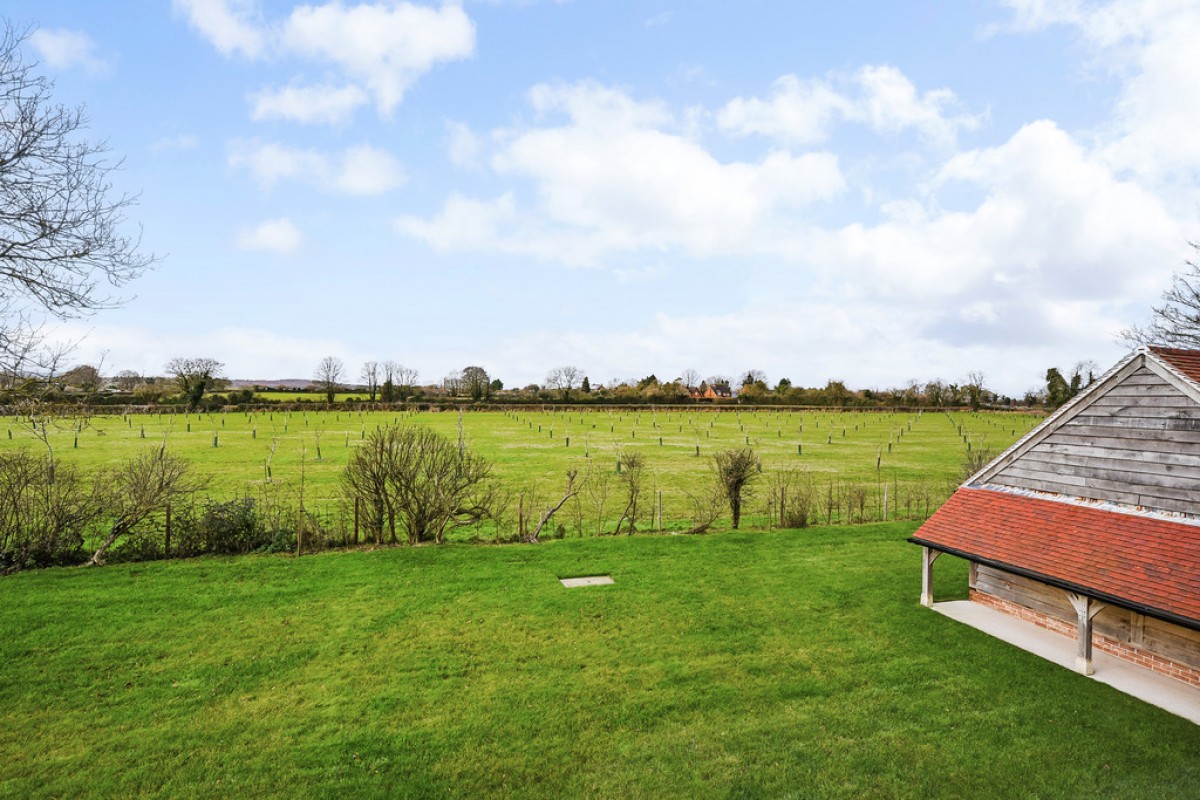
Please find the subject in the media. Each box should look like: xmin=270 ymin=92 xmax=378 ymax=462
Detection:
xmin=314 ymin=356 xmax=344 ymax=404
xmin=741 ymin=369 xmax=767 ymax=387
xmin=360 ymin=361 xmax=380 ymax=402
xmin=714 ymin=448 xmax=758 ymax=529
xmin=0 ymin=26 xmax=155 ymax=377
xmin=1123 ymin=243 xmax=1200 ymax=348
xmin=114 ymin=369 xmax=141 ymax=392
xmin=545 ymin=365 xmax=583 ymax=401
xmin=342 ymin=425 xmax=498 ymax=545
xmin=60 ymin=363 xmax=99 ymax=389
xmin=529 ymin=469 xmax=582 ymax=542
xmin=394 ymin=364 xmax=419 ymax=401
xmin=166 ymin=357 xmax=224 ymax=410
xmin=613 ymin=450 xmax=645 ymax=535
xmin=680 ymin=368 xmax=701 ymax=391
xmin=89 ymin=450 xmax=200 ymax=565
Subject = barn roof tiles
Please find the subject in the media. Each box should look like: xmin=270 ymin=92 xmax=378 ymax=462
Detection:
xmin=912 ymin=487 xmax=1200 ymax=626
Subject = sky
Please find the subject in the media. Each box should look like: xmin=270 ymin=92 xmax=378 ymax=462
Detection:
xmin=10 ymin=0 xmax=1200 ymax=395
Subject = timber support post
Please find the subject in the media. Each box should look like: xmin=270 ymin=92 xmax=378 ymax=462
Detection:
xmin=920 ymin=546 xmax=941 ymax=608
xmin=1067 ymin=592 xmax=1107 ymax=675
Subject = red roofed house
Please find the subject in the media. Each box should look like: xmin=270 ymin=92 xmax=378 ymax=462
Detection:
xmin=911 ymin=346 xmax=1200 ymax=685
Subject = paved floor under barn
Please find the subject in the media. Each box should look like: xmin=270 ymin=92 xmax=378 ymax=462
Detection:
xmin=933 ymin=600 xmax=1200 ymax=726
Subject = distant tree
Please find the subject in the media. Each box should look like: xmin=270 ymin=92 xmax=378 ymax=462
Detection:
xmin=923 ymin=380 xmax=947 ymax=407
xmin=775 ymin=377 xmax=792 ymax=393
xmin=580 ymin=376 xmax=591 ymax=394
xmin=114 ymin=369 xmax=141 ymax=392
xmin=714 ymin=448 xmax=758 ymax=530
xmin=1122 ymin=242 xmax=1200 ymax=348
xmin=636 ymin=374 xmax=659 ymax=391
xmin=314 ymin=357 xmax=344 ymax=403
xmin=0 ymin=27 xmax=155 ymax=378
xmin=166 ymin=357 xmax=224 ymax=410
xmin=964 ymin=371 xmax=987 ymax=411
xmin=1045 ymin=368 xmax=1071 ymax=408
xmin=489 ymin=378 xmax=503 ymax=392
xmin=741 ymin=369 xmax=767 ymax=387
xmin=394 ymin=365 xmax=419 ymax=401
xmin=680 ymin=368 xmax=700 ymax=391
xmin=461 ymin=366 xmax=490 ymax=400
xmin=60 ymin=364 xmax=100 ymax=389
xmin=360 ymin=361 xmax=380 ymax=402
xmin=545 ymin=365 xmax=583 ymax=401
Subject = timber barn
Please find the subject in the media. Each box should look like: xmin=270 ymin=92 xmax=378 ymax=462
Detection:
xmin=911 ymin=346 xmax=1200 ymax=685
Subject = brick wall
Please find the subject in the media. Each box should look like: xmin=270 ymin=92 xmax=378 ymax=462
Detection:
xmin=970 ymin=589 xmax=1200 ymax=689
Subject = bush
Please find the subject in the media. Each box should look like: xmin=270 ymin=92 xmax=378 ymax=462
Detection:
xmin=172 ymin=498 xmax=271 ymax=556
xmin=0 ymin=451 xmax=99 ymax=571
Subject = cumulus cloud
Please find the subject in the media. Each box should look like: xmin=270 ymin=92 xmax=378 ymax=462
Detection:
xmin=717 ymin=65 xmax=981 ymax=148
xmin=29 ymin=29 xmax=110 ymax=75
xmin=237 ymin=217 xmax=303 ymax=254
xmin=173 ymin=0 xmax=266 ymax=59
xmin=401 ymin=82 xmax=845 ymax=264
xmin=445 ymin=120 xmax=483 ymax=167
xmin=176 ymin=0 xmax=475 ymax=120
xmin=250 ymin=83 xmax=369 ymax=125
xmin=228 ymin=141 xmax=405 ymax=194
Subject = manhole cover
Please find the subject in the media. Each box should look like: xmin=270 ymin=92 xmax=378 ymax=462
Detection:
xmin=559 ymin=575 xmax=614 ymax=588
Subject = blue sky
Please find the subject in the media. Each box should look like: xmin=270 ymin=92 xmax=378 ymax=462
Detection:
xmin=14 ymin=0 xmax=1200 ymax=394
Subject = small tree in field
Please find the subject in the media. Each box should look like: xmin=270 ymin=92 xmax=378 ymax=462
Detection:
xmin=714 ymin=448 xmax=758 ymax=529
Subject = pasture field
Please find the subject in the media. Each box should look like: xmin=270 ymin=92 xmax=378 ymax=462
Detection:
xmin=0 ymin=407 xmax=1039 ymax=533
xmin=2 ymin=524 xmax=1197 ymax=799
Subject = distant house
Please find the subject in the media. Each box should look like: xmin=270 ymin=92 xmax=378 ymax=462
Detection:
xmin=911 ymin=347 xmax=1200 ymax=686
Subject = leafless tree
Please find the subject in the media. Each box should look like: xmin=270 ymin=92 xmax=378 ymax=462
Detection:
xmin=394 ymin=364 xmax=419 ymax=401
xmin=529 ymin=469 xmax=582 ymax=542
xmin=314 ymin=356 xmax=344 ymax=404
xmin=714 ymin=448 xmax=758 ymax=529
xmin=680 ymin=368 xmax=701 ymax=391
xmin=613 ymin=450 xmax=645 ymax=535
xmin=114 ymin=369 xmax=141 ymax=392
xmin=89 ymin=449 xmax=200 ymax=565
xmin=1123 ymin=243 xmax=1200 ymax=348
xmin=0 ymin=450 xmax=101 ymax=569
xmin=741 ymin=369 xmax=767 ymax=387
xmin=166 ymin=357 xmax=224 ymax=410
xmin=60 ymin=363 xmax=99 ymax=389
xmin=545 ymin=365 xmax=583 ymax=401
xmin=342 ymin=425 xmax=498 ymax=545
xmin=360 ymin=361 xmax=380 ymax=402
xmin=0 ymin=26 xmax=155 ymax=377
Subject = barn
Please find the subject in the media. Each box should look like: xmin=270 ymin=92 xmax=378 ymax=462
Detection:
xmin=911 ymin=346 xmax=1200 ymax=687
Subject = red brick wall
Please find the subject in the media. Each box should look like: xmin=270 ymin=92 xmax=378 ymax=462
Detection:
xmin=970 ymin=589 xmax=1200 ymax=689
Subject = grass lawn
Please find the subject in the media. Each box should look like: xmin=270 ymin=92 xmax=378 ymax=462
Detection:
xmin=2 ymin=524 xmax=1197 ymax=799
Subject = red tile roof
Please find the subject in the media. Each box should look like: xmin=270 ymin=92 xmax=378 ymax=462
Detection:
xmin=912 ymin=487 xmax=1200 ymax=625
xmin=1150 ymin=347 xmax=1200 ymax=385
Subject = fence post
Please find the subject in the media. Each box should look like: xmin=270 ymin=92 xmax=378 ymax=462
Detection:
xmin=165 ymin=503 xmax=172 ymax=557
xmin=354 ymin=496 xmax=360 ymax=544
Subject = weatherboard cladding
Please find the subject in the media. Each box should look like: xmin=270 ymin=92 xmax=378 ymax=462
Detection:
xmin=914 ymin=488 xmax=1200 ymax=625
xmin=984 ymin=361 xmax=1200 ymax=517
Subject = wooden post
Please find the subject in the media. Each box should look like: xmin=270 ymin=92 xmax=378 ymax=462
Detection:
xmin=920 ymin=547 xmax=941 ymax=607
xmin=657 ymin=490 xmax=662 ymax=532
xmin=165 ymin=504 xmax=172 ymax=557
xmin=354 ymin=496 xmax=360 ymax=545
xmin=1067 ymin=593 xmax=1107 ymax=675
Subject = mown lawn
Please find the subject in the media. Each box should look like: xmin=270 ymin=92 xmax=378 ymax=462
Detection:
xmin=2 ymin=524 xmax=1196 ymax=799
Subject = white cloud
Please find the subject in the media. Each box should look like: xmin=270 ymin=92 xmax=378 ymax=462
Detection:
xmin=150 ymin=134 xmax=200 ymax=154
xmin=281 ymin=1 xmax=476 ymax=114
xmin=29 ymin=29 xmax=110 ymax=75
xmin=228 ymin=141 xmax=405 ymax=194
xmin=172 ymin=0 xmax=266 ymax=59
xmin=237 ymin=217 xmax=303 ymax=254
xmin=402 ymin=82 xmax=845 ymax=264
xmin=445 ymin=120 xmax=483 ymax=167
xmin=250 ymin=83 xmax=369 ymax=125
xmin=718 ymin=65 xmax=981 ymax=148
xmin=177 ymin=1 xmax=475 ymax=119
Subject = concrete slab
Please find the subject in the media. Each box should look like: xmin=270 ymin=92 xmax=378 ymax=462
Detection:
xmin=934 ymin=600 xmax=1200 ymax=726
xmin=559 ymin=575 xmax=614 ymax=588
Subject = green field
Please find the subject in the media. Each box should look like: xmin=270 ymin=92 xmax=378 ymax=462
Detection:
xmin=1 ymin=407 xmax=1039 ymax=534
xmin=2 ymin=524 xmax=1196 ymax=799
